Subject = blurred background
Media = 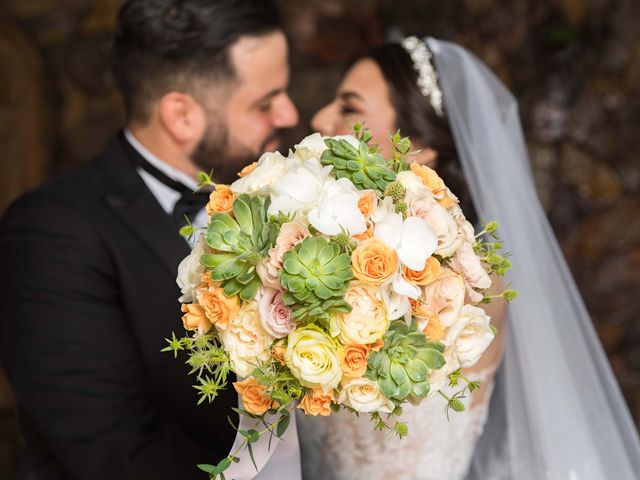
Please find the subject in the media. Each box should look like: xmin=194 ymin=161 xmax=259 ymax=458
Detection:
xmin=1 ymin=0 xmax=639 ymax=476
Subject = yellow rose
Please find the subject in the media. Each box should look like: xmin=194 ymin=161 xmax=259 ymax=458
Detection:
xmin=351 ymin=238 xmax=398 ymax=286
xmin=336 ymin=282 xmax=388 ymax=345
xmin=285 ymin=327 xmax=342 ymax=393
xmin=233 ymin=377 xmax=277 ymax=416
xmin=206 ymin=184 xmax=235 ymax=215
xmin=181 ymin=303 xmax=213 ymax=334
xmin=404 ymin=256 xmax=441 ymax=286
xmin=341 ymin=343 xmax=371 ymax=379
xmin=196 ymin=286 xmax=240 ymax=331
xmin=297 ymin=388 xmax=335 ymax=416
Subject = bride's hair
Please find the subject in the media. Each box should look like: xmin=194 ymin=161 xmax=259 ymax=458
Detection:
xmin=360 ymin=44 xmax=478 ymax=225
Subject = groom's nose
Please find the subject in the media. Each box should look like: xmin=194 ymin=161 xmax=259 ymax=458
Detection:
xmin=272 ymin=93 xmax=299 ymax=129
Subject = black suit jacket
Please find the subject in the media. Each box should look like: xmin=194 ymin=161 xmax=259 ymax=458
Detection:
xmin=0 ymin=133 xmax=237 ymax=480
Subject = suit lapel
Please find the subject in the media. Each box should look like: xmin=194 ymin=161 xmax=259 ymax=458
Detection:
xmin=100 ymin=132 xmax=190 ymax=276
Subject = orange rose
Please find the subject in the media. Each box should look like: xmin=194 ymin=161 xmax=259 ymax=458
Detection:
xmin=357 ymin=190 xmax=377 ymax=219
xmin=353 ymin=225 xmax=374 ymax=242
xmin=410 ymin=163 xmax=456 ymax=208
xmin=181 ymin=303 xmax=213 ymax=333
xmin=197 ymin=286 xmax=241 ymax=330
xmin=271 ymin=342 xmax=286 ymax=366
xmin=369 ymin=338 xmax=384 ymax=352
xmin=238 ymin=162 xmax=258 ymax=177
xmin=404 ymin=256 xmax=441 ymax=285
xmin=233 ymin=377 xmax=277 ymax=416
xmin=297 ymin=388 xmax=335 ymax=416
xmin=341 ymin=344 xmax=371 ymax=378
xmin=351 ymin=238 xmax=398 ymax=285
xmin=200 ymin=272 xmax=220 ymax=289
xmin=422 ymin=314 xmax=446 ymax=341
xmin=206 ymin=185 xmax=235 ymax=215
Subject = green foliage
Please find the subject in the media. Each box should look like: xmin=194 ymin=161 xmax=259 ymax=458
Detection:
xmin=321 ymin=137 xmax=396 ymax=193
xmin=279 ymin=236 xmax=354 ymax=323
xmin=366 ymin=319 xmax=446 ymax=405
xmin=203 ymin=194 xmax=276 ymax=301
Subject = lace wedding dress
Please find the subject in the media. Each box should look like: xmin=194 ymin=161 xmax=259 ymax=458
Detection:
xmin=297 ymin=368 xmax=494 ymax=480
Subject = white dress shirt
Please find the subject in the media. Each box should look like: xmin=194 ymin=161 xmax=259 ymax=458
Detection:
xmin=123 ymin=130 xmax=302 ymax=479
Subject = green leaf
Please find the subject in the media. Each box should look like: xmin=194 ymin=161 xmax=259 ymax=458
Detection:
xmin=197 ymin=464 xmax=218 ymax=474
xmin=239 ymin=278 xmax=260 ymax=301
xmin=247 ymin=442 xmax=258 ymax=471
xmin=379 ymin=374 xmax=398 ymax=399
xmin=314 ymin=285 xmax=333 ymax=300
xmin=201 ymin=253 xmax=235 ymax=269
xmin=405 ymin=358 xmax=428 ymax=382
xmin=321 ymin=275 xmax=344 ymax=290
xmin=276 ymin=413 xmax=291 ymax=437
xmin=390 ymin=362 xmax=407 ymax=385
xmin=282 ymin=258 xmax=304 ymax=275
xmin=410 ymin=381 xmax=430 ymax=399
xmin=223 ymin=279 xmax=243 ymax=297
xmin=415 ymin=349 xmax=446 ymax=369
xmin=247 ymin=429 xmax=260 ymax=443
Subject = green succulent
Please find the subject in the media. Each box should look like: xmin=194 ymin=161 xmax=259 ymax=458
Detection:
xmin=366 ymin=320 xmax=446 ymax=405
xmin=201 ymin=194 xmax=276 ymax=301
xmin=279 ymin=236 xmax=353 ymax=323
xmin=321 ymin=138 xmax=396 ymax=193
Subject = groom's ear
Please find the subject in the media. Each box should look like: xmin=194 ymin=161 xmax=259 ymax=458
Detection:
xmin=157 ymin=91 xmax=207 ymax=145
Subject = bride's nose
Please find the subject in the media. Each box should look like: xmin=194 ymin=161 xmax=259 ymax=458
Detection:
xmin=311 ymin=103 xmax=336 ymax=135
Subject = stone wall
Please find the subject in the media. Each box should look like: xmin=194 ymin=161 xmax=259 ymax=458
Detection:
xmin=0 ymin=0 xmax=638 ymax=475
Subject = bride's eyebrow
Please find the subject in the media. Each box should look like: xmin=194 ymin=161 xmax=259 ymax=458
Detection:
xmin=338 ymin=91 xmax=364 ymax=103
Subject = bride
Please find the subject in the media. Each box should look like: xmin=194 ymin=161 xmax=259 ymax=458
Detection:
xmin=297 ymin=37 xmax=640 ymax=479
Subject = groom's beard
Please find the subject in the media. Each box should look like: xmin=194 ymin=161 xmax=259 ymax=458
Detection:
xmin=191 ymin=123 xmax=280 ymax=185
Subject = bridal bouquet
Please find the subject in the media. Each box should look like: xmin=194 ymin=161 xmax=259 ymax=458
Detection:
xmin=166 ymin=127 xmax=515 ymax=477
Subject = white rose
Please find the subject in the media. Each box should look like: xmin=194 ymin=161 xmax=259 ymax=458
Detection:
xmin=338 ymin=378 xmax=394 ymax=413
xmin=308 ymin=177 xmax=367 ymax=236
xmin=230 ymin=151 xmax=295 ymax=196
xmin=176 ymin=234 xmax=207 ymax=303
xmin=219 ymin=301 xmax=274 ymax=377
xmin=294 ymin=133 xmax=329 ymax=161
xmin=396 ymin=170 xmax=426 ymax=195
xmin=444 ymin=305 xmax=494 ymax=368
xmin=268 ymin=159 xmax=333 ymax=216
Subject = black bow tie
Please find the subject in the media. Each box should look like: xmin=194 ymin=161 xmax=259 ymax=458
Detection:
xmin=121 ymin=132 xmax=210 ymax=228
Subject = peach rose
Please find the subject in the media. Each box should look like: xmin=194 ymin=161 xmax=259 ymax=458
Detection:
xmin=257 ymin=221 xmax=309 ymax=289
xmin=351 ymin=238 xmax=398 ymax=286
xmin=196 ymin=286 xmax=241 ymax=331
xmin=298 ymin=388 xmax=335 ymax=416
xmin=449 ymin=241 xmax=492 ymax=302
xmin=238 ymin=162 xmax=258 ymax=177
xmin=233 ymin=377 xmax=277 ymax=416
xmin=358 ymin=190 xmax=377 ymax=219
xmin=206 ymin=185 xmax=235 ymax=215
xmin=369 ymin=338 xmax=384 ymax=352
xmin=341 ymin=344 xmax=371 ymax=378
xmin=422 ymin=268 xmax=466 ymax=327
xmin=181 ymin=303 xmax=213 ymax=334
xmin=404 ymin=256 xmax=441 ymax=285
xmin=353 ymin=226 xmax=374 ymax=242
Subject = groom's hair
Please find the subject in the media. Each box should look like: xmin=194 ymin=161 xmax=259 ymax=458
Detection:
xmin=112 ymin=0 xmax=282 ymax=123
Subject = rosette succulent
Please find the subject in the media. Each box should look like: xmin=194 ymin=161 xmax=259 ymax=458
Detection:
xmin=366 ymin=320 xmax=446 ymax=404
xmin=201 ymin=194 xmax=275 ymax=301
xmin=321 ymin=138 xmax=396 ymax=193
xmin=279 ymin=236 xmax=353 ymax=322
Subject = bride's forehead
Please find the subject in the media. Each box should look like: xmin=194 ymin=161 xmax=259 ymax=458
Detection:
xmin=339 ymin=59 xmax=390 ymax=101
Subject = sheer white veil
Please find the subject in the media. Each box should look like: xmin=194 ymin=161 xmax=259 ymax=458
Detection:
xmin=423 ymin=37 xmax=640 ymax=479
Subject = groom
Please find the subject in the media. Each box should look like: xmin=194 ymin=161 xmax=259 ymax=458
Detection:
xmin=0 ymin=1 xmax=298 ymax=479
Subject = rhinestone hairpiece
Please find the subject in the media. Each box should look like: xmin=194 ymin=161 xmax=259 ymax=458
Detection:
xmin=401 ymin=36 xmax=444 ymax=117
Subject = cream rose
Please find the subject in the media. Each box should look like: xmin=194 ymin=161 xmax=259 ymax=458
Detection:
xmin=258 ymin=287 xmax=296 ymax=338
xmin=230 ymin=151 xmax=295 ymax=196
xmin=406 ymin=189 xmax=462 ymax=258
xmin=444 ymin=305 xmax=494 ymax=368
xmin=219 ymin=301 xmax=274 ymax=377
xmin=338 ymin=378 xmax=394 ymax=413
xmin=176 ymin=234 xmax=207 ymax=303
xmin=285 ymin=326 xmax=342 ymax=393
xmin=336 ymin=282 xmax=388 ymax=344
xmin=422 ymin=268 xmax=466 ymax=327
xmin=257 ymin=221 xmax=309 ymax=289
